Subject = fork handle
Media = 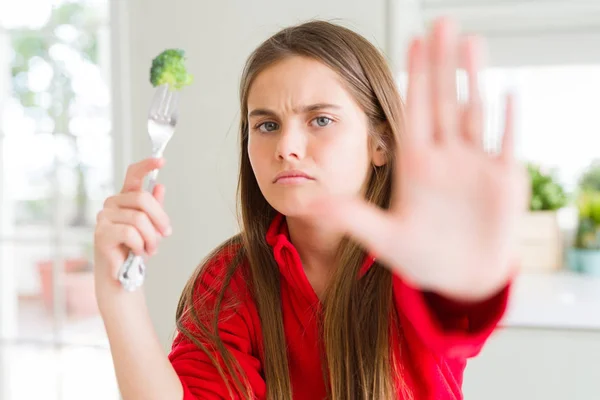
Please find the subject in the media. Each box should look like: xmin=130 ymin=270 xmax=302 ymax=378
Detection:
xmin=146 ymin=168 xmax=159 ymax=192
xmin=117 ymin=162 xmax=161 ymax=291
xmin=118 ymin=252 xmax=146 ymax=292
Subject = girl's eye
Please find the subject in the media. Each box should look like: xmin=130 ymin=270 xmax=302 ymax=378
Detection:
xmin=258 ymin=121 xmax=279 ymax=133
xmin=311 ymin=116 xmax=333 ymax=128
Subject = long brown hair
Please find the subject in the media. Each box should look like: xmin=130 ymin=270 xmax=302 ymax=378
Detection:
xmin=176 ymin=20 xmax=405 ymax=400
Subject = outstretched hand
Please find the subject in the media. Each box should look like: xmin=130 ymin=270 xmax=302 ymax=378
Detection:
xmin=313 ymin=18 xmax=528 ymax=301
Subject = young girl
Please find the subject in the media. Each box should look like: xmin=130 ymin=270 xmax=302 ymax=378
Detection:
xmin=94 ymin=17 xmax=527 ymax=400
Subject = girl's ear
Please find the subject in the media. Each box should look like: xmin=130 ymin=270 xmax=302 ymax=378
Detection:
xmin=372 ymin=144 xmax=387 ymax=167
xmin=370 ymin=126 xmax=388 ymax=167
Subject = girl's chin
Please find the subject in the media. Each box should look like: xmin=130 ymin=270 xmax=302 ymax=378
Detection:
xmin=269 ymin=197 xmax=319 ymax=219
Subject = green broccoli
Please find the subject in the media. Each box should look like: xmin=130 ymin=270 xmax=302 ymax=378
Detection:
xmin=149 ymin=49 xmax=193 ymax=90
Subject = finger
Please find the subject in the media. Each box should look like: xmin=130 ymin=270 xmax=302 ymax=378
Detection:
xmin=153 ymin=184 xmax=166 ymax=206
xmin=461 ymin=35 xmax=485 ymax=147
xmin=430 ymin=18 xmax=459 ymax=143
xmin=109 ymin=223 xmax=146 ymax=257
xmin=121 ymin=157 xmax=165 ymax=193
xmin=105 ymin=191 xmax=172 ymax=236
xmin=406 ymin=37 xmax=433 ymax=150
xmin=100 ymin=208 xmax=162 ymax=255
xmin=500 ymin=93 xmax=515 ymax=163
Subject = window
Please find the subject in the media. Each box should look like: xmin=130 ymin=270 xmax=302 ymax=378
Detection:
xmin=397 ymin=65 xmax=600 ymax=182
xmin=0 ymin=0 xmax=118 ymax=398
xmin=397 ymin=64 xmax=600 ymax=195
xmin=481 ymin=65 xmax=600 ymax=193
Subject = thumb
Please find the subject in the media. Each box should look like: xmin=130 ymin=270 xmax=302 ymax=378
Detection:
xmin=121 ymin=157 xmax=165 ymax=193
xmin=310 ymin=196 xmax=401 ymax=262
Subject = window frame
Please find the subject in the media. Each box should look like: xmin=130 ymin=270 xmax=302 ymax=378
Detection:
xmin=418 ymin=0 xmax=600 ymax=66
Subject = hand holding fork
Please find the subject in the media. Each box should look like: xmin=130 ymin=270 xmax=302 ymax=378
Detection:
xmin=94 ymin=84 xmax=179 ymax=292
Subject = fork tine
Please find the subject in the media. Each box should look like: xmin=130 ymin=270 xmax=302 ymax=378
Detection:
xmin=166 ymin=91 xmax=180 ymax=117
xmin=149 ymin=84 xmax=169 ymax=116
xmin=159 ymin=85 xmax=171 ymax=116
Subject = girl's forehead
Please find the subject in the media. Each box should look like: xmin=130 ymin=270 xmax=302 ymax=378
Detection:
xmin=247 ymin=57 xmax=354 ymax=110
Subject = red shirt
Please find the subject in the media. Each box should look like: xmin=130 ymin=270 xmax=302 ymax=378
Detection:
xmin=169 ymin=213 xmax=509 ymax=399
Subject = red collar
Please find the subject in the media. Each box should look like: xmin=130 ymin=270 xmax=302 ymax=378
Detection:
xmin=265 ymin=213 xmax=377 ymax=288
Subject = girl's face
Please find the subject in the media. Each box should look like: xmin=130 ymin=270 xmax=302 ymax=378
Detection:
xmin=247 ymin=56 xmax=385 ymax=218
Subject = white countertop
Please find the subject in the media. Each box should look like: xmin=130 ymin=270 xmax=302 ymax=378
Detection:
xmin=501 ymin=270 xmax=600 ymax=330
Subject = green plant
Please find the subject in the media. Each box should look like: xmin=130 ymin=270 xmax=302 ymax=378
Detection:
xmin=579 ymin=159 xmax=600 ymax=192
xmin=574 ymin=191 xmax=600 ymax=250
xmin=149 ymin=49 xmax=193 ymax=89
xmin=527 ymin=163 xmax=568 ymax=211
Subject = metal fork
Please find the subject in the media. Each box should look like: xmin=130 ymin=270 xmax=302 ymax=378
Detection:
xmin=118 ymin=84 xmax=179 ymax=291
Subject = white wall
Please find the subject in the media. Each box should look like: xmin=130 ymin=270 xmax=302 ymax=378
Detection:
xmin=463 ymin=328 xmax=600 ymax=400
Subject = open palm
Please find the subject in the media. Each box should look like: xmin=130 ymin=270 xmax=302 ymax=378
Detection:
xmin=320 ymin=19 xmax=528 ymax=301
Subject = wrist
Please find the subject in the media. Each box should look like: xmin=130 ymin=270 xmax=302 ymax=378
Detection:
xmin=95 ymin=278 xmax=147 ymax=316
xmin=433 ymin=277 xmax=510 ymax=303
xmin=429 ymin=263 xmax=515 ymax=303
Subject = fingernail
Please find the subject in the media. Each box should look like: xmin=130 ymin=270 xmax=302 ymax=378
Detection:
xmin=163 ymin=227 xmax=172 ymax=236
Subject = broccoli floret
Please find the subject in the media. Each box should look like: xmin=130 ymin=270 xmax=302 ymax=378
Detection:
xmin=149 ymin=49 xmax=193 ymax=90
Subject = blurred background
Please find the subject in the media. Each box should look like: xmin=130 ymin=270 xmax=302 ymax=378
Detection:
xmin=0 ymin=0 xmax=599 ymax=399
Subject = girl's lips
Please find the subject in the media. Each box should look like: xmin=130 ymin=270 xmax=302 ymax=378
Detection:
xmin=273 ymin=170 xmax=315 ymax=183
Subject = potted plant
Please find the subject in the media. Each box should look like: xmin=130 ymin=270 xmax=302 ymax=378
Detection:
xmin=566 ymin=160 xmax=600 ymax=275
xmin=578 ymin=159 xmax=600 ymax=192
xmin=517 ymin=163 xmax=568 ymax=271
xmin=568 ymin=191 xmax=600 ymax=274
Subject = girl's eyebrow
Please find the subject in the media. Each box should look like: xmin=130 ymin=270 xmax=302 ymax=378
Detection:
xmin=248 ymin=103 xmax=341 ymax=118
